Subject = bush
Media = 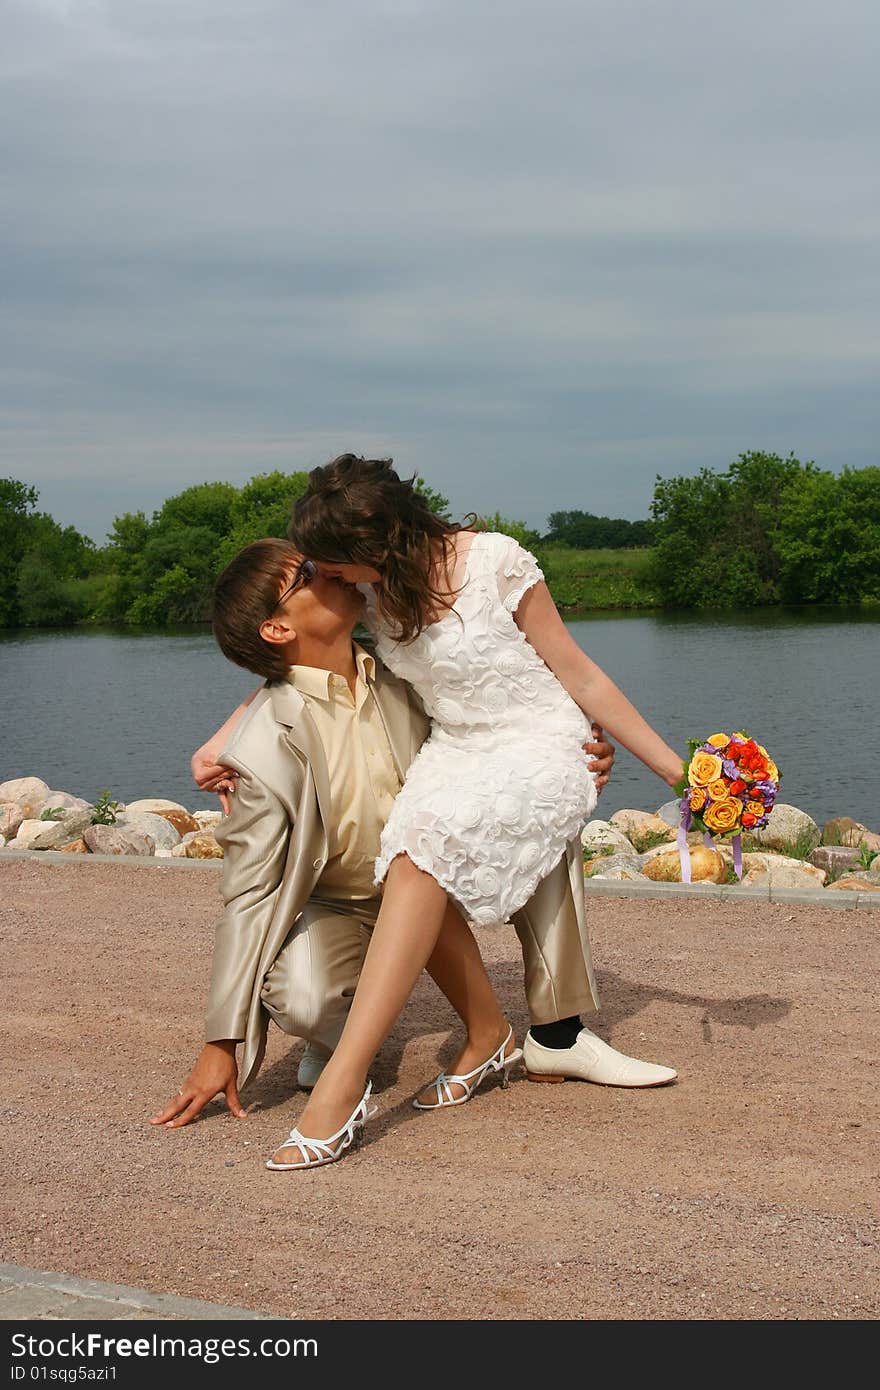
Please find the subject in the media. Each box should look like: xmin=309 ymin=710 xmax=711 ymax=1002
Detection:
xmin=776 ymin=466 xmax=880 ymax=603
xmin=649 ymin=452 xmax=817 ymax=608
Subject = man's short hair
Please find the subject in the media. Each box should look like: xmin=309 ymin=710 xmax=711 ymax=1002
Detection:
xmin=212 ymin=538 xmax=301 ymax=680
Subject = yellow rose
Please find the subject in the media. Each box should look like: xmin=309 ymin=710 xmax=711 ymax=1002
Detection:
xmin=688 ymin=751 xmax=723 ymax=787
xmin=702 ymin=797 xmax=742 ymax=833
xmin=707 ymin=778 xmax=730 ymax=801
xmin=747 ymin=800 xmax=765 ymax=817
xmin=689 ymin=786 xmax=707 ymax=812
xmin=764 ymin=759 xmax=779 ymax=782
xmin=707 ymin=733 xmax=730 ymax=749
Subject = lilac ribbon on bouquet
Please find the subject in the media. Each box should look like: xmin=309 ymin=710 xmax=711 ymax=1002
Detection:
xmin=678 ymin=799 xmax=693 ymax=883
xmin=678 ymin=795 xmax=743 ymax=882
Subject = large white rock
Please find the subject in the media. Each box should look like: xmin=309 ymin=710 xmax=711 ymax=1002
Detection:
xmin=588 ymin=861 xmax=649 ymax=882
xmin=83 ymin=824 xmax=155 ymax=856
xmin=741 ymin=859 xmax=826 ymax=888
xmin=748 ymin=804 xmax=820 ymax=854
xmin=610 ymin=809 xmax=676 ymax=844
xmin=0 ymin=777 xmax=50 ymax=818
xmin=13 ymin=809 xmax=94 ymax=850
xmin=193 ymin=809 xmax=223 ymax=830
xmin=38 ymin=791 xmax=92 ymax=815
xmin=0 ymin=802 xmax=25 ymax=840
xmin=116 ymin=812 xmax=181 ymax=854
xmin=580 ymin=820 xmax=635 ymax=856
xmin=742 ymin=852 xmax=821 ymax=874
xmin=11 ymin=820 xmax=44 ymax=849
xmin=124 ymin=798 xmax=190 ymax=815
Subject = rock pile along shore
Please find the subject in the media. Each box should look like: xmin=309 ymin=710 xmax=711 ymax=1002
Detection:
xmin=2 ymin=777 xmax=879 ymax=893
xmin=581 ymin=802 xmax=880 ymax=893
xmin=0 ymin=778 xmax=224 ymax=860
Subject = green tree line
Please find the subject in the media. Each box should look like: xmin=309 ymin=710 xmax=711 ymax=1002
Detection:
xmin=647 ymin=452 xmax=880 ymax=607
xmin=1 ymin=451 xmax=877 ymax=627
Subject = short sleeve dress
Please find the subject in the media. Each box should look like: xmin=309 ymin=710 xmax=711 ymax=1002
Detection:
xmin=363 ymin=532 xmax=599 ymax=926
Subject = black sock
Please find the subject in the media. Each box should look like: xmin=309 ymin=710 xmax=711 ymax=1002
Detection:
xmin=530 ymin=1015 xmax=582 ymax=1049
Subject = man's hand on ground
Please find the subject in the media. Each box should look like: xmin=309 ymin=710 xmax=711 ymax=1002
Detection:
xmin=584 ymin=722 xmax=615 ymax=794
xmin=149 ymin=1041 xmax=245 ymax=1129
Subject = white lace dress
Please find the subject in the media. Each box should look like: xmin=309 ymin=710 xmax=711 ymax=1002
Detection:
xmin=366 ymin=532 xmax=598 ymax=926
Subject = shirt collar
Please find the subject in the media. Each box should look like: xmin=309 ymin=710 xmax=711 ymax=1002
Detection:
xmin=354 ymin=643 xmax=376 ymax=684
xmin=286 ymin=643 xmax=375 ymax=703
xmin=286 ymin=664 xmax=333 ymax=701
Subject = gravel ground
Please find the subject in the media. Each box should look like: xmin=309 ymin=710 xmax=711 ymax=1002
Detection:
xmin=2 ymin=859 xmax=877 ymax=1321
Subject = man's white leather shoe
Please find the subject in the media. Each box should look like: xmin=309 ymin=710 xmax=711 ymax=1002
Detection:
xmin=523 ymin=1028 xmax=676 ymax=1087
xmin=296 ymin=1041 xmax=332 ymax=1090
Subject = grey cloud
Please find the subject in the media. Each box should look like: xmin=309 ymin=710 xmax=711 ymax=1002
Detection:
xmin=1 ymin=0 xmax=878 ymax=542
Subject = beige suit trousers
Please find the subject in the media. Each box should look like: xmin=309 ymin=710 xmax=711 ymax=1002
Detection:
xmin=259 ymin=853 xmax=596 ymax=1048
xmin=260 ymin=895 xmax=380 ymax=1050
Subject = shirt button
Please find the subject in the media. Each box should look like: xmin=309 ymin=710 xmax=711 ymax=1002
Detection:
xmin=313 ymin=857 xmax=325 ymax=870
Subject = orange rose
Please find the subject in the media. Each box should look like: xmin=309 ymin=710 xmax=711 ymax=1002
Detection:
xmin=702 ymin=797 xmax=742 ymax=833
xmin=707 ymin=779 xmax=730 ymax=801
xmin=689 ymin=786 xmax=707 ymax=812
xmin=688 ymin=751 xmax=723 ymax=787
xmin=707 ymin=733 xmax=731 ymax=749
xmin=747 ymin=800 xmax=765 ymax=817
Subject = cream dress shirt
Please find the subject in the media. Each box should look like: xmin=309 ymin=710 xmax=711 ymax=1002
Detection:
xmin=286 ymin=645 xmax=401 ymax=899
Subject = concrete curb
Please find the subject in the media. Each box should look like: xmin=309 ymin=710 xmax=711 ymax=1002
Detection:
xmin=2 ymin=847 xmax=879 ymax=909
xmin=583 ymin=877 xmax=880 ymax=911
xmin=0 ymin=1262 xmax=271 ymax=1321
xmin=0 ymin=849 xmax=222 ymax=870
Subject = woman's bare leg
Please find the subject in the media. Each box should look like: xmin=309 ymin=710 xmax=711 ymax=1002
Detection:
xmin=272 ymin=854 xmax=452 ymax=1155
xmin=419 ymin=905 xmax=516 ymax=1103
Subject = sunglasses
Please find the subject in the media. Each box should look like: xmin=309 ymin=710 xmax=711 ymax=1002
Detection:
xmin=272 ymin=558 xmax=317 ymax=612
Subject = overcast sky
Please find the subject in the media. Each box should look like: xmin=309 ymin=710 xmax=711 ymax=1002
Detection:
xmin=3 ymin=0 xmax=878 ymax=543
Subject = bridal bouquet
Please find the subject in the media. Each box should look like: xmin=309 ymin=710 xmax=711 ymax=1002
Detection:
xmin=674 ymin=732 xmax=781 ymax=881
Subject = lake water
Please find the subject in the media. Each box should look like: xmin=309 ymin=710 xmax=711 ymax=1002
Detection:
xmin=1 ymin=610 xmax=878 ymax=827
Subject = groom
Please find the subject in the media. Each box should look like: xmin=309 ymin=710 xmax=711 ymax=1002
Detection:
xmin=152 ymin=539 xmax=674 ymax=1129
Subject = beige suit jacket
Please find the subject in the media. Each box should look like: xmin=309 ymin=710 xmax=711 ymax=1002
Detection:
xmin=206 ymin=654 xmax=598 ymax=1090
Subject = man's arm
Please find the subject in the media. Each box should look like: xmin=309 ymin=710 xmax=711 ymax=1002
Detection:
xmin=190 ymin=685 xmax=263 ymax=801
xmin=149 ymin=763 xmax=294 ymax=1129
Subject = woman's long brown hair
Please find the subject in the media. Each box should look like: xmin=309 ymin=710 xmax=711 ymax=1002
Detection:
xmin=289 ymin=454 xmax=471 ymax=642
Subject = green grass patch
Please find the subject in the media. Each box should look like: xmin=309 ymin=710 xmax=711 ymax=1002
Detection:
xmin=582 ymin=843 xmax=616 ymax=864
xmin=767 ymin=828 xmax=820 ymax=861
xmin=541 ymin=545 xmax=660 ymax=612
xmin=628 ymin=828 xmax=673 ymax=854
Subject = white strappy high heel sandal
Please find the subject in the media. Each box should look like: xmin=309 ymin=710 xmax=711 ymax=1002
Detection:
xmin=412 ymin=1027 xmax=523 ymax=1109
xmin=265 ymin=1081 xmax=376 ymax=1170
